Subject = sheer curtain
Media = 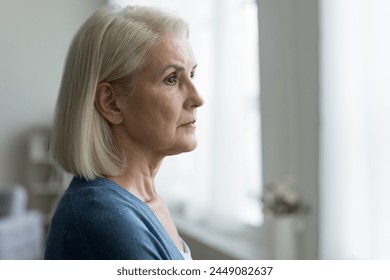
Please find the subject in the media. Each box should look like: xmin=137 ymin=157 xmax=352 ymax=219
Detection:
xmin=109 ymin=0 xmax=262 ymax=227
xmin=320 ymin=0 xmax=390 ymax=259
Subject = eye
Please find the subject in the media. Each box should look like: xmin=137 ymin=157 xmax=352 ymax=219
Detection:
xmin=190 ymin=71 xmax=196 ymax=79
xmin=165 ymin=74 xmax=178 ymax=85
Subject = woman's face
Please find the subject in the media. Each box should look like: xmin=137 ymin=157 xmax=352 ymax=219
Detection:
xmin=119 ymin=33 xmax=204 ymax=158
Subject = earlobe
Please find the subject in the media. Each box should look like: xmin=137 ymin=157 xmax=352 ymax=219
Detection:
xmin=95 ymin=82 xmax=123 ymax=125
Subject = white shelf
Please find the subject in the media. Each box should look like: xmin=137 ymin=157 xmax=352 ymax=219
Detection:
xmin=28 ymin=130 xmax=51 ymax=163
xmin=25 ymin=127 xmax=67 ymax=230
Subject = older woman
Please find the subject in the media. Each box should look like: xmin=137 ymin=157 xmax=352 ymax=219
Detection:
xmin=44 ymin=5 xmax=204 ymax=260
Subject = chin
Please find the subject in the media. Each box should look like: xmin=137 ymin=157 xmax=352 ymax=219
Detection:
xmin=182 ymin=137 xmax=198 ymax=152
xmin=183 ymin=142 xmax=198 ymax=153
xmin=166 ymin=140 xmax=198 ymax=156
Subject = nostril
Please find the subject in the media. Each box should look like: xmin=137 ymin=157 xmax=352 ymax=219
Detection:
xmin=192 ymin=92 xmax=204 ymax=108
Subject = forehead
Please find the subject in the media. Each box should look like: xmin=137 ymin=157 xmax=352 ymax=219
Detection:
xmin=143 ymin=33 xmax=196 ymax=71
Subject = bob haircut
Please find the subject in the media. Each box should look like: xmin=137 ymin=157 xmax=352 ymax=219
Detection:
xmin=51 ymin=5 xmax=189 ymax=180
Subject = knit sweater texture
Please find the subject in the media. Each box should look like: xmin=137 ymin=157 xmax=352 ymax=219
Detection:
xmin=44 ymin=176 xmax=184 ymax=260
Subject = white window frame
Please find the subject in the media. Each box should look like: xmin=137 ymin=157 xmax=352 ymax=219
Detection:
xmin=258 ymin=0 xmax=319 ymax=259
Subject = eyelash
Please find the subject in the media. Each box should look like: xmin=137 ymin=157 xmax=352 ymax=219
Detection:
xmin=164 ymin=72 xmax=196 ymax=86
xmin=165 ymin=75 xmax=178 ymax=85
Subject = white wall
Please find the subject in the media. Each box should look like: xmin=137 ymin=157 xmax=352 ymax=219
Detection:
xmin=0 ymin=0 xmax=105 ymax=187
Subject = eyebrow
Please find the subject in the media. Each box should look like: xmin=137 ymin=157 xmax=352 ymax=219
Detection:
xmin=160 ymin=64 xmax=197 ymax=75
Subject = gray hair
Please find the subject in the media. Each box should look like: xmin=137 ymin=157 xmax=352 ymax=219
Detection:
xmin=51 ymin=5 xmax=189 ymax=180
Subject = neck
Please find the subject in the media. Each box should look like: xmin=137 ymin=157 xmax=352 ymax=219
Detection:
xmin=108 ymin=142 xmax=164 ymax=204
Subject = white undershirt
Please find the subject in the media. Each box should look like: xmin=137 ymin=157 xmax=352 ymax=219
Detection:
xmin=181 ymin=239 xmax=192 ymax=260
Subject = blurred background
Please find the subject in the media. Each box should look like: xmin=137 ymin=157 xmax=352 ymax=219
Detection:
xmin=0 ymin=0 xmax=389 ymax=260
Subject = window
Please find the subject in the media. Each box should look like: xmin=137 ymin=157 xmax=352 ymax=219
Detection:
xmin=109 ymin=0 xmax=262 ymax=228
xmin=320 ymin=0 xmax=390 ymax=259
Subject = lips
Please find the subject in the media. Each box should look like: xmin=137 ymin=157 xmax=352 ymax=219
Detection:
xmin=180 ymin=119 xmax=196 ymax=127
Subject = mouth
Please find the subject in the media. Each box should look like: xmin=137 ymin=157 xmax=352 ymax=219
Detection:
xmin=181 ymin=119 xmax=196 ymax=127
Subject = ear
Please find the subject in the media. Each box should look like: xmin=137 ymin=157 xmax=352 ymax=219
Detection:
xmin=94 ymin=82 xmax=124 ymax=125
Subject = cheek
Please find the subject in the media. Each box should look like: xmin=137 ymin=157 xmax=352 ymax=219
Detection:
xmin=125 ymin=88 xmax=184 ymax=140
xmin=151 ymin=98 xmax=182 ymax=127
xmin=137 ymin=102 xmax=182 ymax=142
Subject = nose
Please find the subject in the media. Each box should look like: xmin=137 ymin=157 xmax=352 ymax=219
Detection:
xmin=185 ymin=81 xmax=204 ymax=109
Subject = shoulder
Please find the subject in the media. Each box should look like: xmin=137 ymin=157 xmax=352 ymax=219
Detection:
xmin=46 ymin=177 xmax=180 ymax=259
xmin=57 ymin=177 xmax=151 ymax=238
